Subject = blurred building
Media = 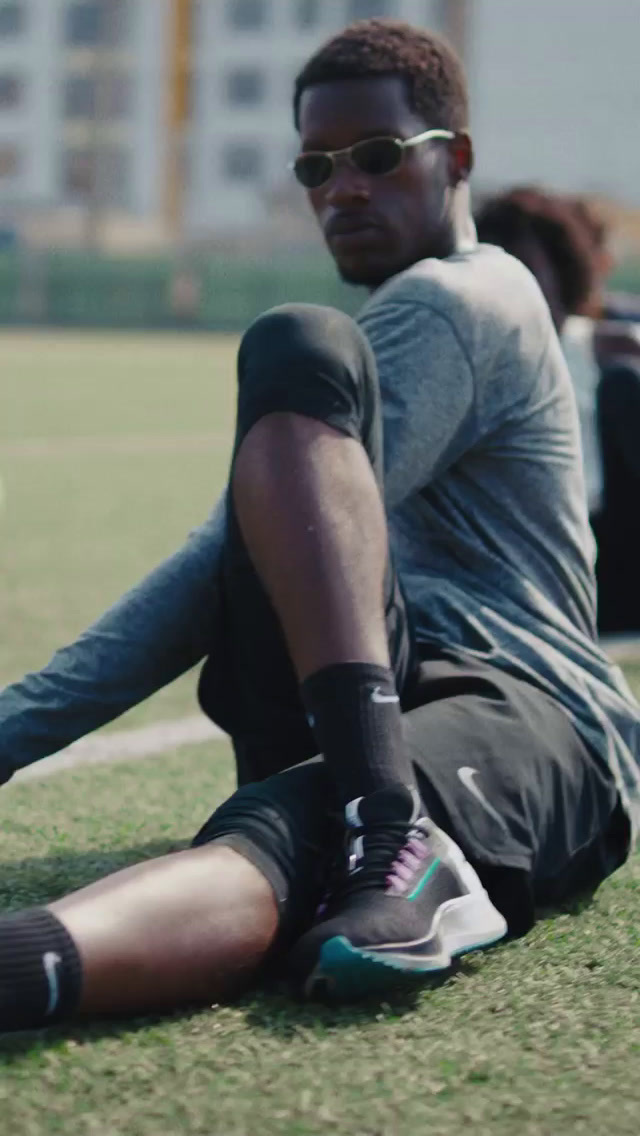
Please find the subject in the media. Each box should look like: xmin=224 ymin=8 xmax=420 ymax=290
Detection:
xmin=186 ymin=0 xmax=447 ymax=237
xmin=469 ymin=0 xmax=640 ymax=208
xmin=0 ymin=1 xmax=167 ymax=236
xmin=0 ymin=0 xmax=638 ymax=248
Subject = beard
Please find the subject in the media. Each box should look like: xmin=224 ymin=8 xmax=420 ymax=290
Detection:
xmin=333 ymin=253 xmax=394 ymax=290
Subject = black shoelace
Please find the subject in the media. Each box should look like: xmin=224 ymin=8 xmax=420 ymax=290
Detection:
xmin=331 ymin=821 xmax=429 ymax=902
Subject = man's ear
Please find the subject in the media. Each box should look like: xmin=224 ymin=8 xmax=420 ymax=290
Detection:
xmin=449 ymin=132 xmax=473 ymax=183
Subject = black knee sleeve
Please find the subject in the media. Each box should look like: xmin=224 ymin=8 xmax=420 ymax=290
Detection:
xmin=235 ymin=303 xmax=380 ymax=461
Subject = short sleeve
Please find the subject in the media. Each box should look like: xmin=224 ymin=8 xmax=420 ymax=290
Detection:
xmin=358 ymin=299 xmax=477 ymax=510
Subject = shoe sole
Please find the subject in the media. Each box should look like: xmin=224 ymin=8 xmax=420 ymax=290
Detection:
xmin=304 ymin=893 xmax=507 ymax=1000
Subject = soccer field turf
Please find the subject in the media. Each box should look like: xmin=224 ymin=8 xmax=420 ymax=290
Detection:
xmin=1 ymin=332 xmax=639 ymax=1135
xmin=1 ymin=330 xmax=238 ymax=727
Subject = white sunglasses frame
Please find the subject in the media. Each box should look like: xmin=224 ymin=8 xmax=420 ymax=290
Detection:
xmin=289 ymin=128 xmax=455 ymax=187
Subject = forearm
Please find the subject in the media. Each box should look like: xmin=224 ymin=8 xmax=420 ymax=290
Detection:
xmin=0 ymin=500 xmax=227 ymax=780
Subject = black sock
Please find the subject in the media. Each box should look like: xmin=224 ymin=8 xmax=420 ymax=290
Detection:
xmin=301 ymin=661 xmax=416 ymax=806
xmin=0 ymin=908 xmax=83 ymax=1031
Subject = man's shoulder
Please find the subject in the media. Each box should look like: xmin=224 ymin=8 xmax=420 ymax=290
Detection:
xmin=373 ymin=243 xmax=542 ymax=316
xmin=359 ymin=244 xmax=552 ymax=377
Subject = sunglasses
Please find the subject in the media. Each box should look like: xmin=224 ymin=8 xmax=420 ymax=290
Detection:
xmin=291 ymin=128 xmax=455 ymax=189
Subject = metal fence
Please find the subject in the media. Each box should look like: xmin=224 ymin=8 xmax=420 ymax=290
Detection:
xmin=0 ymin=252 xmax=638 ymax=333
xmin=0 ymin=252 xmax=363 ymax=332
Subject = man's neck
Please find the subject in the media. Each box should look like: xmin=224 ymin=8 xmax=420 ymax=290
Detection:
xmin=365 ymin=184 xmax=477 ymax=293
xmin=451 ymin=181 xmax=476 ymax=254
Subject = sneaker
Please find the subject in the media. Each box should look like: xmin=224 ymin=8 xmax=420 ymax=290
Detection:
xmin=289 ymin=784 xmax=507 ymax=1000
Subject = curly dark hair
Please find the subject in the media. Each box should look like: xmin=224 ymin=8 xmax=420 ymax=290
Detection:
xmin=566 ymin=196 xmax=609 ymax=254
xmin=475 ymin=186 xmax=596 ymax=316
xmin=293 ymin=19 xmax=468 ymax=133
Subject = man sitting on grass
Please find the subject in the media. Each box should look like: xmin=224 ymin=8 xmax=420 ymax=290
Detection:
xmin=0 ymin=19 xmax=638 ymax=1030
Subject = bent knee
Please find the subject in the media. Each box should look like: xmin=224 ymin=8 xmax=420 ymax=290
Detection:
xmin=238 ymin=303 xmax=375 ymax=391
xmin=235 ymin=304 xmax=378 ymax=445
xmin=240 ymin=302 xmax=364 ymax=364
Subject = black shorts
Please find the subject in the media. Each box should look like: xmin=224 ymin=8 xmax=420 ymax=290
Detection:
xmin=192 ymin=305 xmax=630 ymax=943
xmin=193 ymin=648 xmax=630 ymax=942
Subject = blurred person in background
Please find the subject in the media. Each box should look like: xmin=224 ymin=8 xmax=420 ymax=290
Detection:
xmin=569 ymin=197 xmax=640 ymax=325
xmin=476 ymin=188 xmax=640 ymax=635
xmin=568 ymin=197 xmax=640 ymax=635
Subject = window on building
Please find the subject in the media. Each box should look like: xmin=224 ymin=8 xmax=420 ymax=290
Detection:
xmin=222 ymin=142 xmax=263 ymax=182
xmin=294 ymin=0 xmax=320 ymax=29
xmin=225 ymin=68 xmax=265 ymax=107
xmin=0 ymin=142 xmax=19 ymax=177
xmin=347 ymin=0 xmax=392 ymax=20
xmin=63 ymin=73 xmax=132 ymax=119
xmin=66 ymin=2 xmax=101 ymax=44
xmin=63 ymin=75 xmax=96 ymax=118
xmin=62 ymin=144 xmax=131 ymax=206
xmin=226 ymin=0 xmax=267 ymax=32
xmin=0 ymin=3 xmax=25 ymax=37
xmin=0 ymin=74 xmax=24 ymax=110
xmin=190 ymin=1 xmax=204 ymax=49
xmin=66 ymin=1 xmax=129 ymax=47
xmin=62 ymin=147 xmax=94 ymax=196
xmin=105 ymin=73 xmax=131 ymax=117
xmin=101 ymin=144 xmax=131 ymax=206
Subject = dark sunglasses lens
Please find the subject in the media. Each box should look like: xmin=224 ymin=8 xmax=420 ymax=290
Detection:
xmin=353 ymin=138 xmax=403 ymax=176
xmin=293 ymin=153 xmax=333 ymax=188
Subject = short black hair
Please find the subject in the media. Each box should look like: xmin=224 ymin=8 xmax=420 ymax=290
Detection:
xmin=293 ymin=19 xmax=468 ymax=133
xmin=475 ymin=186 xmax=596 ymax=316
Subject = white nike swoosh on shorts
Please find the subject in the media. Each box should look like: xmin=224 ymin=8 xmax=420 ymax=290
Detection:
xmin=456 ymin=766 xmax=505 ymax=827
xmin=370 ymin=686 xmax=400 ymax=704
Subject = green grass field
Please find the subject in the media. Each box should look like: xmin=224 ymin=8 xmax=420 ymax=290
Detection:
xmin=1 ymin=332 xmax=639 ymax=1136
xmin=1 ymin=331 xmax=238 ymax=725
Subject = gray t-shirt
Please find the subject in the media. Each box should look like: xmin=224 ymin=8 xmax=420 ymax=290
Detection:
xmin=1 ymin=244 xmax=639 ymax=835
xmin=362 ymin=244 xmax=639 ymax=830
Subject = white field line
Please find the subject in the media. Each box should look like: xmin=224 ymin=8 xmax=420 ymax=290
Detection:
xmin=600 ymin=635 xmax=640 ymax=664
xmin=13 ymin=715 xmax=226 ymax=783
xmin=0 ymin=431 xmax=230 ymax=459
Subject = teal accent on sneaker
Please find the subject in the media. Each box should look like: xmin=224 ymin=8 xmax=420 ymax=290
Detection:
xmin=407 ymin=857 xmax=441 ymax=901
xmin=306 ymin=920 xmax=506 ymax=1001
xmin=311 ymin=936 xmax=422 ymax=1000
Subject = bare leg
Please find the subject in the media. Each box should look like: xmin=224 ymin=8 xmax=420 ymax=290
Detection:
xmin=50 ymin=845 xmax=278 ymax=1016
xmin=232 ymin=409 xmax=415 ymax=801
xmin=233 ymin=413 xmax=390 ymax=680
